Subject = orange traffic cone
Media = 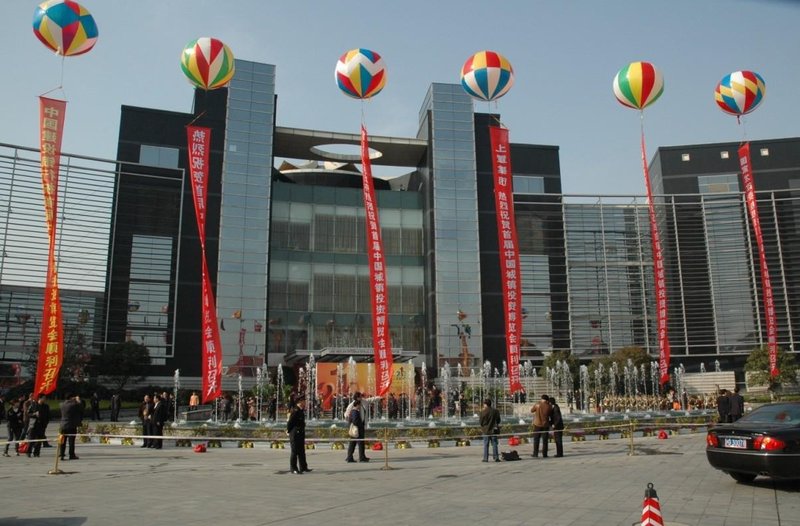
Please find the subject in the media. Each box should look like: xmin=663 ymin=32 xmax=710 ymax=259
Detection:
xmin=641 ymin=482 xmax=664 ymax=526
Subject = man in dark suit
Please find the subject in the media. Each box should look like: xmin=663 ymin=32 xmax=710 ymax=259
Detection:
xmin=26 ymin=394 xmax=50 ymax=458
xmin=548 ymin=396 xmax=565 ymax=458
xmin=728 ymin=387 xmax=745 ymax=422
xmin=59 ymin=394 xmax=83 ymax=460
xmin=716 ymin=389 xmax=730 ymax=423
xmin=286 ymin=398 xmax=310 ymax=474
xmin=150 ymin=394 xmax=168 ymax=449
xmin=139 ymin=395 xmax=154 ymax=448
xmin=110 ymin=393 xmax=121 ymax=422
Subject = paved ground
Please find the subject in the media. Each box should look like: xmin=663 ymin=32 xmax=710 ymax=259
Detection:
xmin=1 ymin=432 xmax=799 ymax=526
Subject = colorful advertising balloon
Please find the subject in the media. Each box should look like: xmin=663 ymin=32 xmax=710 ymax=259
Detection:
xmin=613 ymin=61 xmax=664 ymax=110
xmin=181 ymin=37 xmax=235 ymax=90
xmin=33 ymin=0 xmax=98 ymax=56
xmin=335 ymin=48 xmax=387 ymax=99
xmin=715 ymin=71 xmax=766 ymax=116
xmin=460 ymin=51 xmax=514 ymax=102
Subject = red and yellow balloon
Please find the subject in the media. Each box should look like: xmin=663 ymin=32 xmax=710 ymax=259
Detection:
xmin=715 ymin=71 xmax=766 ymax=117
xmin=335 ymin=48 xmax=387 ymax=99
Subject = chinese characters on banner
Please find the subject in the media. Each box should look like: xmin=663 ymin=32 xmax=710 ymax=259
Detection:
xmin=640 ymin=133 xmax=671 ymax=384
xmin=33 ymin=97 xmax=66 ymax=397
xmin=739 ymin=143 xmax=779 ymax=377
xmin=187 ymin=126 xmax=223 ymax=402
xmin=360 ymin=125 xmax=394 ymax=396
xmin=489 ymin=126 xmax=523 ymax=394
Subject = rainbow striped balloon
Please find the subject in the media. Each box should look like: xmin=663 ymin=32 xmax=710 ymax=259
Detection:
xmin=460 ymin=51 xmax=514 ymax=102
xmin=715 ymin=71 xmax=766 ymax=116
xmin=613 ymin=61 xmax=664 ymax=110
xmin=33 ymin=0 xmax=98 ymax=57
xmin=335 ymin=48 xmax=387 ymax=99
xmin=181 ymin=37 xmax=235 ymax=90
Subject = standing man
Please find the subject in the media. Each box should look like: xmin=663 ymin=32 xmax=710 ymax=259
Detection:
xmin=139 ymin=394 xmax=153 ymax=448
xmin=531 ymin=394 xmax=553 ymax=458
xmin=4 ymin=399 xmax=24 ymax=456
xmin=387 ymin=393 xmax=399 ymax=420
xmin=90 ymin=392 xmax=102 ymax=421
xmin=548 ymin=396 xmax=564 ymax=458
xmin=286 ymin=397 xmax=311 ymax=474
xmin=151 ymin=394 xmax=167 ymax=449
xmin=26 ymin=393 xmax=50 ymax=458
xmin=189 ymin=392 xmax=200 ymax=411
xmin=716 ymin=389 xmax=729 ymax=424
xmin=110 ymin=393 xmax=121 ymax=422
xmin=479 ymin=399 xmax=501 ymax=462
xmin=728 ymin=387 xmax=745 ymax=422
xmin=59 ymin=393 xmax=83 ymax=461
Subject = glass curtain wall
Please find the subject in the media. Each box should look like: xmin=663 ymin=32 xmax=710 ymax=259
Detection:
xmin=267 ymin=186 xmax=425 ymax=358
xmin=418 ymin=83 xmax=482 ymax=367
xmin=216 ymin=60 xmax=275 ymax=367
xmin=563 ymin=200 xmax=653 ymax=357
xmin=0 ymin=144 xmax=114 ymax=366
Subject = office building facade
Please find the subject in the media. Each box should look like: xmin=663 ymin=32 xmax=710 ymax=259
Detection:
xmin=2 ymin=59 xmax=798 ymax=384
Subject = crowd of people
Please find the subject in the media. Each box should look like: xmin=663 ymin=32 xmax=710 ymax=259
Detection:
xmin=1 ymin=391 xmax=85 ymax=460
xmin=594 ymin=390 xmax=729 ymax=413
xmin=4 ymin=383 xmax=735 ymax=472
xmin=138 ymin=391 xmax=178 ymax=449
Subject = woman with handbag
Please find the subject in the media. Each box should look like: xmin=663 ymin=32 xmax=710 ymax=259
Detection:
xmin=345 ymin=399 xmax=369 ymax=463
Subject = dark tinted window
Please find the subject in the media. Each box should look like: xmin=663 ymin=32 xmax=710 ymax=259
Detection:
xmin=740 ymin=403 xmax=800 ymax=425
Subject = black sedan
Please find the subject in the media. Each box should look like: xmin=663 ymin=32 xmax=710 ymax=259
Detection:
xmin=706 ymin=402 xmax=800 ymax=483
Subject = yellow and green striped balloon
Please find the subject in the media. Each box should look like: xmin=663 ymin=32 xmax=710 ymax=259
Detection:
xmin=180 ymin=37 xmax=235 ymax=90
xmin=613 ymin=61 xmax=664 ymax=110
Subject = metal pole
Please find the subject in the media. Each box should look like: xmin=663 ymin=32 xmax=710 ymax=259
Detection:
xmin=380 ymin=424 xmax=393 ymax=471
xmin=627 ymin=420 xmax=635 ymax=456
xmin=48 ymin=434 xmax=65 ymax=475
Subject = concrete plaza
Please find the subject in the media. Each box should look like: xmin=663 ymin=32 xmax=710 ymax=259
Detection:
xmin=1 ymin=432 xmax=798 ymax=526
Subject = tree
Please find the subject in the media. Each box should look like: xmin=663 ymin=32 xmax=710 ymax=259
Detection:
xmin=589 ymin=346 xmax=654 ymax=395
xmin=542 ymin=350 xmax=578 ymax=373
xmin=95 ymin=341 xmax=151 ymax=392
xmin=23 ymin=317 xmax=93 ymax=384
xmin=541 ymin=350 xmax=579 ymax=389
xmin=744 ymin=345 xmax=798 ymax=395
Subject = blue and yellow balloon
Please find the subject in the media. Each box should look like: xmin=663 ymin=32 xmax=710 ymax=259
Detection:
xmin=460 ymin=51 xmax=514 ymax=101
xmin=33 ymin=0 xmax=98 ymax=56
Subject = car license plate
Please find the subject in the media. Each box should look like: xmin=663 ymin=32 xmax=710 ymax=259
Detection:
xmin=723 ymin=437 xmax=747 ymax=449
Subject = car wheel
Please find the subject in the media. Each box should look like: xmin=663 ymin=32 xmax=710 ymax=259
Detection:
xmin=728 ymin=472 xmax=756 ymax=483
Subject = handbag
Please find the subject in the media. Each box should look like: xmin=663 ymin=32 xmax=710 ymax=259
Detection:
xmin=348 ymin=423 xmax=359 ymax=438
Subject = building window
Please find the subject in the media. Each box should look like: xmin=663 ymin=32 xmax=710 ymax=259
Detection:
xmin=698 ymin=174 xmax=739 ymax=194
xmin=139 ymin=145 xmax=179 ymax=169
xmin=681 ymin=153 xmax=691 ymax=162
xmin=127 ymin=235 xmax=172 ymax=357
xmin=720 ymin=151 xmax=729 ymax=159
xmin=760 ymin=148 xmax=769 ymax=157
xmin=513 ymin=175 xmax=544 ymax=195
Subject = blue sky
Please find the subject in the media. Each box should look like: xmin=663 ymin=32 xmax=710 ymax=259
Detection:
xmin=2 ymin=0 xmax=798 ymax=195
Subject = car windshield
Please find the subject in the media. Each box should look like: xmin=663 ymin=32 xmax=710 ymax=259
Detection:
xmin=739 ymin=403 xmax=800 ymax=425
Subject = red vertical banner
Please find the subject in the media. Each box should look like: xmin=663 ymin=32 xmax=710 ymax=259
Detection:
xmin=489 ymin=126 xmax=523 ymax=394
xmin=360 ymin=125 xmax=393 ymax=396
xmin=187 ymin=126 xmax=223 ymax=402
xmin=33 ymin=97 xmax=66 ymax=396
xmin=640 ymin=132 xmax=671 ymax=385
xmin=739 ymin=143 xmax=779 ymax=377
